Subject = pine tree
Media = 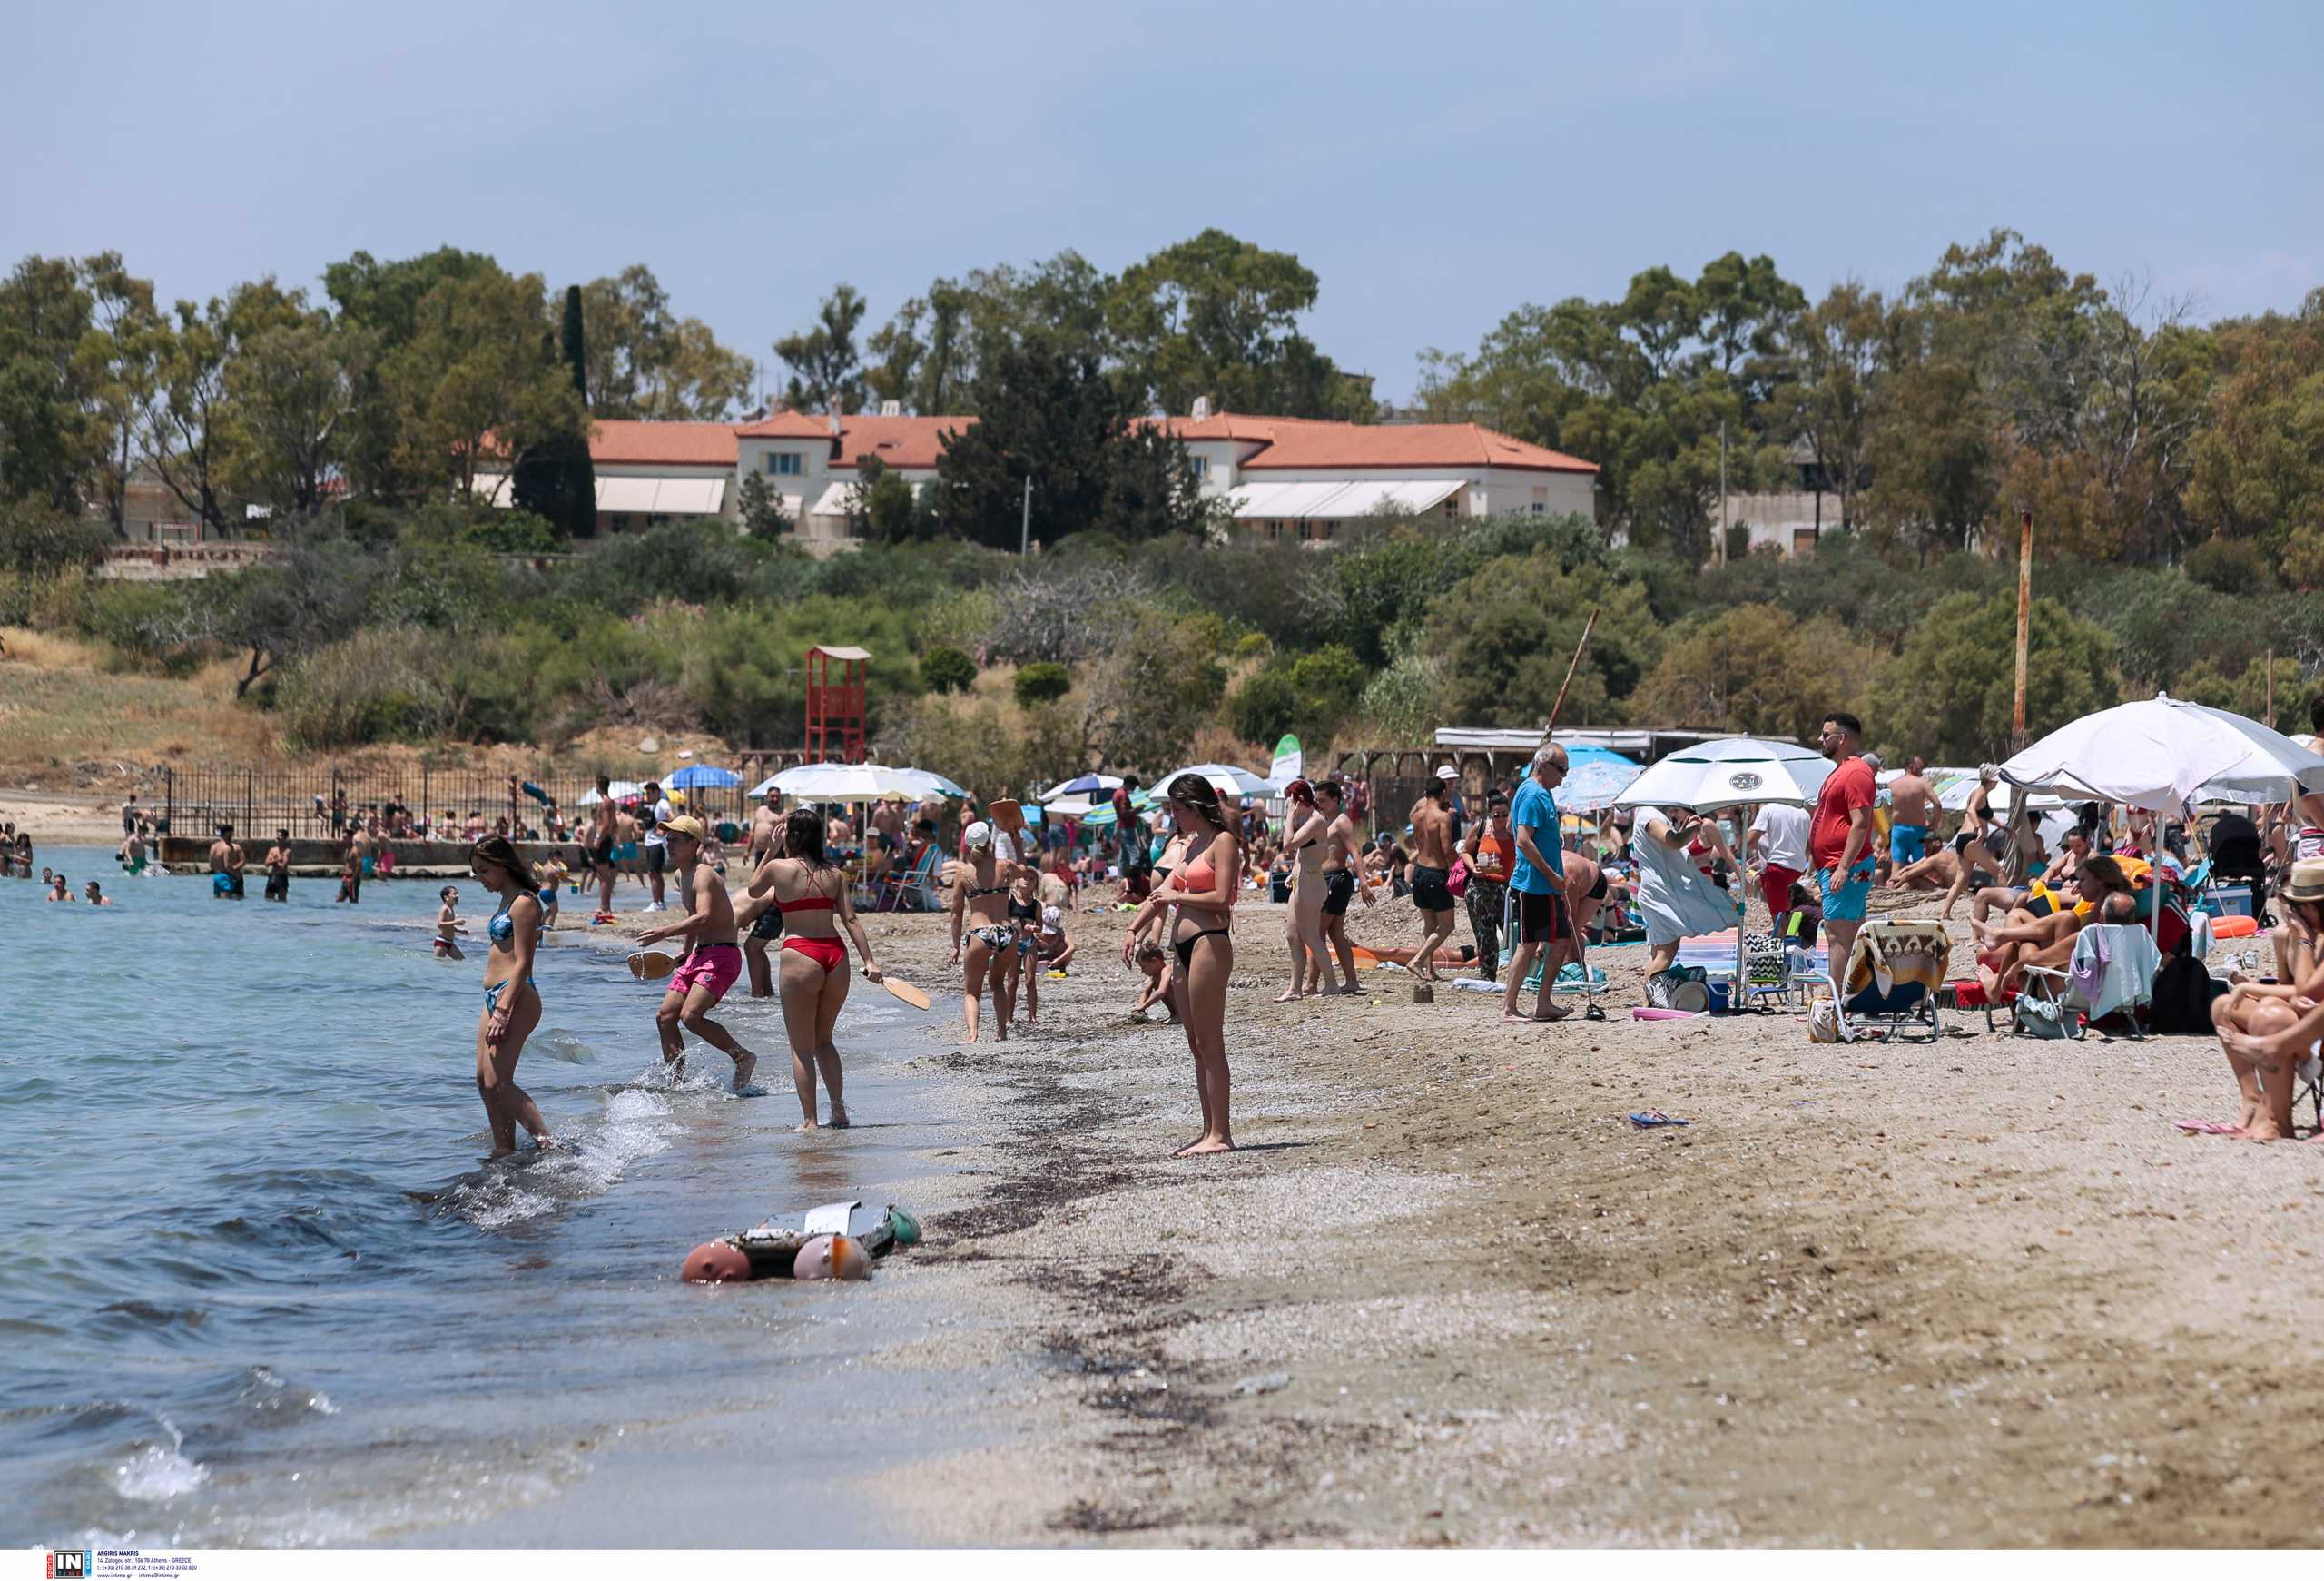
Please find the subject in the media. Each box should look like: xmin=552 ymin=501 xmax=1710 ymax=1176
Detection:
xmin=559 ymin=284 xmax=596 ymax=533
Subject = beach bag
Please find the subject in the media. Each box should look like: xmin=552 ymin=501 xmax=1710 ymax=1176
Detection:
xmin=1447 ymin=857 xmax=1470 ymax=898
xmin=2146 ymin=954 xmax=2221 ymax=1034
xmin=1648 ymin=966 xmax=1709 ymax=1013
xmin=2016 ymin=994 xmax=2076 ymax=1040
xmin=1808 ymin=995 xmax=1841 ymax=1043
xmin=1744 ymin=931 xmax=1787 ymax=985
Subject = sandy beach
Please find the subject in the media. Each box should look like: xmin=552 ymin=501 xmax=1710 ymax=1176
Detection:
xmin=596 ymin=883 xmax=2324 ymax=1547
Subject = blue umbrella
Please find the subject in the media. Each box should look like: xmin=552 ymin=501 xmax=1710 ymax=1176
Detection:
xmin=1557 ymin=745 xmax=1643 ymax=813
xmin=667 ymin=765 xmax=743 ymax=789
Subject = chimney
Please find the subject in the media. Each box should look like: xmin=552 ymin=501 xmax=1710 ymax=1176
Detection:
xmin=1191 ymin=396 xmax=1213 ymax=421
xmin=880 ymin=399 xmax=901 ymax=418
xmin=828 ymin=410 xmax=841 ymax=438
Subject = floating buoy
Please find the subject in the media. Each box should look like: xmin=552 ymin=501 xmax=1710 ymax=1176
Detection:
xmin=793 ymin=1233 xmax=871 ymax=1281
xmin=682 ymin=1240 xmax=752 ymax=1283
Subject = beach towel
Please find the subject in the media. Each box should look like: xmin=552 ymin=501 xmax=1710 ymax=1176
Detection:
xmin=1630 ymin=808 xmax=1735 ymax=949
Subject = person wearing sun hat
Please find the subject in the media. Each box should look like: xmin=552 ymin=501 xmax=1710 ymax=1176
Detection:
xmin=947 ymin=819 xmax=1020 ymax=1043
xmin=2211 ymin=856 xmax=2324 ymax=1140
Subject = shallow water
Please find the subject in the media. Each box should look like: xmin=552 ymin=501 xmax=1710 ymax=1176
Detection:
xmin=0 ymin=850 xmax=968 ymax=1546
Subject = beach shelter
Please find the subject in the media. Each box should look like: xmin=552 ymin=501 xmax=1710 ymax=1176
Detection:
xmin=889 ymin=767 xmax=968 ymax=800
xmin=1615 ymin=737 xmax=1837 ymax=1002
xmin=1039 ymin=772 xmax=1123 ymax=801
xmin=749 ymin=762 xmax=927 ymax=802
xmin=1556 ymin=744 xmax=1644 ymax=814
xmin=1153 ymin=763 xmax=1275 ymax=801
xmin=574 ymin=780 xmax=643 ymax=807
xmin=2001 ymin=693 xmax=2324 ymax=952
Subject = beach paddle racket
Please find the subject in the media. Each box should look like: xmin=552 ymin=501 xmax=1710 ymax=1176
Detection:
xmin=627 ymin=950 xmax=677 ymax=982
xmin=879 ymin=975 xmax=932 ymax=1010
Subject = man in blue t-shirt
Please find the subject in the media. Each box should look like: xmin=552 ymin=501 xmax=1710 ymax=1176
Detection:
xmin=1503 ymin=745 xmax=1576 ymax=1023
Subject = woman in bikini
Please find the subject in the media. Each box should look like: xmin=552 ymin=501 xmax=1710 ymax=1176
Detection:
xmin=1276 ymin=778 xmax=1339 ymax=1001
xmin=747 ymin=806 xmax=883 ymax=1130
xmin=1120 ymin=774 xmax=1241 ymax=1157
xmin=946 ymin=820 xmax=1018 ymax=1042
xmin=468 ymin=835 xmax=552 ymax=1155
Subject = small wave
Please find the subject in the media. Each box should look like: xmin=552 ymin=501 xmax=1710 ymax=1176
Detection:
xmin=96 ymin=1300 xmax=205 ymax=1329
xmin=112 ymin=1412 xmax=208 ymax=1501
xmin=238 ymin=1365 xmax=338 ymax=1420
xmin=435 ymin=1084 xmax=680 ymax=1232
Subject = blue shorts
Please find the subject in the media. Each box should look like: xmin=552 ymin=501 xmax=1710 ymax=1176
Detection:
xmin=1888 ymin=825 xmax=1927 ymax=865
xmin=1817 ymin=856 xmax=1877 ymax=923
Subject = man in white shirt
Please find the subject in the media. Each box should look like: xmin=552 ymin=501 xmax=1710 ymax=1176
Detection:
xmin=1747 ymin=801 xmax=1811 ymax=920
xmin=642 ymin=780 xmax=674 ymax=913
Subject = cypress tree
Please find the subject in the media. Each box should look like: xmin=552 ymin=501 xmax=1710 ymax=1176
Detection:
xmin=559 ymin=285 xmax=596 ymax=535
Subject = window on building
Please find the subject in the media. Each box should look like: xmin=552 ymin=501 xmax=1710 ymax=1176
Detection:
xmin=611 ymin=514 xmax=633 ymax=532
xmin=1530 ymin=502 xmax=1545 ymax=514
xmin=767 ymin=452 xmax=802 ymax=477
xmin=1189 ymin=455 xmax=1208 ymax=480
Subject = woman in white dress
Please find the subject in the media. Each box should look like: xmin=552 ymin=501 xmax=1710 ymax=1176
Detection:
xmin=1630 ymin=805 xmax=1737 ymax=977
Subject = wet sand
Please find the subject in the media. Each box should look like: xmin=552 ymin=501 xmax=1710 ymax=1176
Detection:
xmin=730 ymin=883 xmax=2324 ymax=1547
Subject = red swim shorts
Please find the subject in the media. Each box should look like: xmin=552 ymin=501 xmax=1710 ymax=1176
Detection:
xmin=670 ymin=943 xmax=742 ymax=1003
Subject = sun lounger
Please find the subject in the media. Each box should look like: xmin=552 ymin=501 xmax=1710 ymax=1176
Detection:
xmin=1835 ymin=920 xmax=1948 ymax=1042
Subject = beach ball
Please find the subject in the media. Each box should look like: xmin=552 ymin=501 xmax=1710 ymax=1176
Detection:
xmin=681 ymin=1240 xmax=751 ymax=1282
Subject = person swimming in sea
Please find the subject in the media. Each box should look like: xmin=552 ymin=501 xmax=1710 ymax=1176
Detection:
xmin=434 ymin=884 xmax=468 ymax=960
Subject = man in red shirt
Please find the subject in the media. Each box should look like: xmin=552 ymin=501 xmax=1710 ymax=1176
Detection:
xmin=1809 ymin=711 xmax=1877 ymax=999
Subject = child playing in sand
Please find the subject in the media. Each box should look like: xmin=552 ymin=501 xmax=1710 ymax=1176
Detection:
xmin=1129 ymin=937 xmax=1176 ymax=1022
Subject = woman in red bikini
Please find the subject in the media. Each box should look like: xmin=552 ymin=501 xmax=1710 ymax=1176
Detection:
xmin=1120 ymin=774 xmax=1242 ymax=1157
xmin=747 ymin=806 xmax=884 ymax=1130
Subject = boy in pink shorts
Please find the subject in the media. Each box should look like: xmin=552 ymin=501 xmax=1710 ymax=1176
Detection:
xmin=637 ymin=815 xmax=762 ymax=1093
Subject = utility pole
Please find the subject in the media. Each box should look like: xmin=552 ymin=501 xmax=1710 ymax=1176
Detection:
xmin=2012 ymin=509 xmax=2033 ymax=745
xmin=1019 ymin=474 xmax=1032 ymax=558
xmin=1718 ymin=421 xmax=1728 ymax=568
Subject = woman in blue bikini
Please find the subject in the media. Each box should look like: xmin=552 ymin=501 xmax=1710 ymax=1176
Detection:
xmin=469 ymin=835 xmax=553 ymax=1155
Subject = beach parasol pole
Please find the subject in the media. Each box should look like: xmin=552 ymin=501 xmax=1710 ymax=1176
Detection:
xmin=1541 ymin=608 xmax=1600 ymax=745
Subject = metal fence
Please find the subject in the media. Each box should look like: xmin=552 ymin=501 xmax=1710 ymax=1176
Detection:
xmin=159 ymin=764 xmax=780 ymax=843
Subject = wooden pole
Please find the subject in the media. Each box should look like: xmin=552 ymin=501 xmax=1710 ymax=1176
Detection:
xmin=1542 ymin=608 xmax=1600 ymax=744
xmin=2012 ymin=509 xmax=2033 ymax=744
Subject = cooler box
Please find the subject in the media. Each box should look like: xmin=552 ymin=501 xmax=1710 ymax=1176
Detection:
xmin=2208 ymin=884 xmax=2253 ymax=918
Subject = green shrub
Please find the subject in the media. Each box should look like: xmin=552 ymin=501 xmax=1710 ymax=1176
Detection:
xmin=84 ymin=580 xmax=216 ymax=672
xmin=0 ymin=503 xmax=109 ymax=576
xmin=275 ymin=627 xmax=455 ymax=748
xmin=1226 ymin=667 xmax=1298 ymax=745
xmin=2182 ymin=536 xmax=2272 ymax=596
xmin=462 ymin=512 xmax=560 ymax=555
xmin=1013 ymin=660 xmax=1071 ymax=706
xmin=921 ymin=646 xmax=977 ymax=695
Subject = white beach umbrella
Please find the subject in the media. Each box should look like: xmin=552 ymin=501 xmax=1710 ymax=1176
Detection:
xmin=574 ymin=780 xmax=642 ymax=807
xmin=2002 ymin=693 xmax=2324 ymax=952
xmin=1615 ymin=738 xmax=1835 ymax=1003
xmin=1152 ymin=763 xmax=1275 ymax=801
xmin=2000 ymin=693 xmax=2324 ymax=811
xmin=889 ymin=767 xmax=968 ymax=800
xmin=748 ymin=762 xmax=926 ymax=802
xmin=1613 ymin=737 xmax=1833 ymax=814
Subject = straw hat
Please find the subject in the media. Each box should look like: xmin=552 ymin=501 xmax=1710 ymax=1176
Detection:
xmin=2283 ymin=858 xmax=2324 ymax=904
xmin=661 ymin=814 xmax=706 ymax=843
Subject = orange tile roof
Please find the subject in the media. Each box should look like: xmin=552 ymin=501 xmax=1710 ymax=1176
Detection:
xmin=828 ymin=415 xmax=974 ymax=472
xmin=733 ymin=410 xmax=833 ymax=440
xmin=586 ymin=420 xmax=740 ymax=467
xmin=1236 ymin=420 xmax=1597 ymax=474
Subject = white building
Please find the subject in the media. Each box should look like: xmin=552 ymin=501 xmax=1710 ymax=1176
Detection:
xmin=477 ymin=402 xmax=1599 ymax=548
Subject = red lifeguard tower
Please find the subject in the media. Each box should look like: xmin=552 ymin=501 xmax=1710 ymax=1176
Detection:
xmin=804 ymin=645 xmax=870 ymax=763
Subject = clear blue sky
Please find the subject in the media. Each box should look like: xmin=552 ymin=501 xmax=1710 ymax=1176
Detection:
xmin=8 ymin=1 xmax=2318 ymax=405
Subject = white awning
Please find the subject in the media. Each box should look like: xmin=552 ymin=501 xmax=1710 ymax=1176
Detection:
xmin=595 ymin=476 xmax=660 ymax=513
xmin=1226 ymin=478 xmax=1464 ymax=520
xmin=809 ymin=481 xmax=859 ymax=519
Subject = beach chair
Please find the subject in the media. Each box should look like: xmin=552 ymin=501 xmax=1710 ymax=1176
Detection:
xmin=863 ymin=842 xmax=943 ymax=913
xmin=2003 ymin=922 xmax=2162 ymax=1039
xmin=1834 ymin=920 xmax=1949 ymax=1042
xmin=1520 ymin=956 xmax=1610 ymax=1019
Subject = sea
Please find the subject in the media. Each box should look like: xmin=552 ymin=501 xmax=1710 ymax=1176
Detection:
xmin=0 ymin=846 xmax=983 ymax=1547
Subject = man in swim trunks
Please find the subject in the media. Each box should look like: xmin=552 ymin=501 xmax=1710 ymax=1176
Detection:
xmin=1314 ymin=780 xmax=1364 ymax=990
xmin=1403 ymin=768 xmax=1462 ymax=983
xmin=262 ymin=829 xmax=291 ymax=902
xmin=1502 ymin=745 xmax=1575 ymax=1023
xmin=589 ymin=774 xmax=618 ymax=920
xmin=1809 ymin=711 xmax=1877 ymax=1000
xmin=1886 ymin=755 xmax=1935 ymax=876
xmin=637 ymin=815 xmax=761 ymax=1092
xmin=748 ymin=789 xmax=783 ymax=864
xmin=641 ymin=780 xmax=671 ymax=912
xmin=208 ymin=824 xmax=247 ymax=899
